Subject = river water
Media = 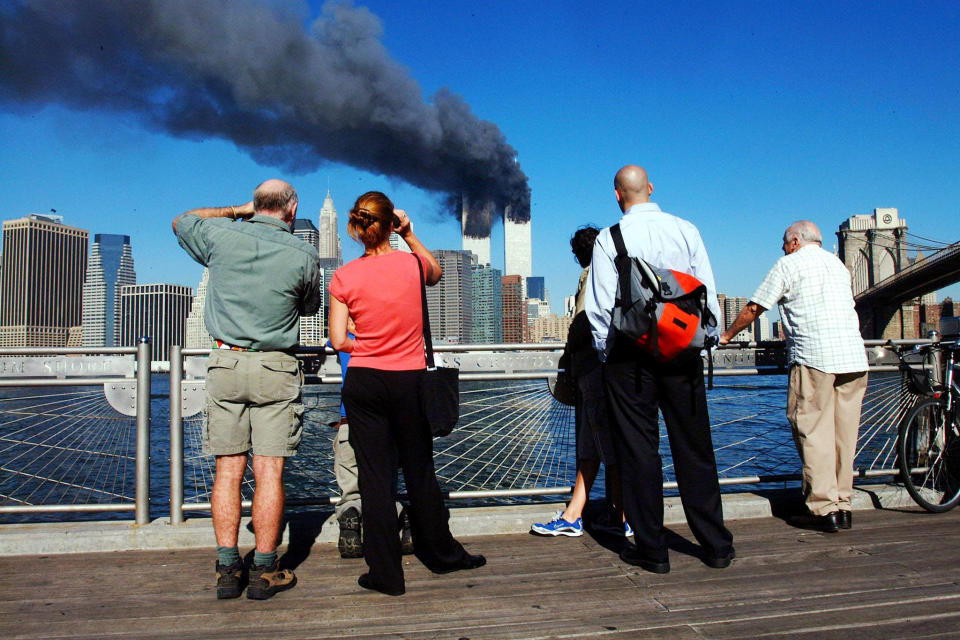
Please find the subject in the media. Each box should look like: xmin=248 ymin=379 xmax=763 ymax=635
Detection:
xmin=0 ymin=372 xmax=903 ymax=523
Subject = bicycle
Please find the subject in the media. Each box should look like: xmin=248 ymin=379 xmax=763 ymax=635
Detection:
xmin=889 ymin=338 xmax=960 ymax=512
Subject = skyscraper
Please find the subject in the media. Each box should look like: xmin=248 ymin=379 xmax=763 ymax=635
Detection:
xmin=471 ymin=261 xmax=503 ymax=343
xmin=426 ymin=250 xmax=473 ymax=344
xmin=461 ymin=196 xmax=491 ymax=267
xmin=82 ymin=234 xmax=136 ymax=347
xmin=526 ymin=276 xmax=546 ymax=302
xmin=753 ymin=314 xmax=773 ymax=341
xmin=292 ymin=218 xmax=319 ymax=248
xmin=389 ymin=232 xmax=411 ymax=252
xmin=721 ymin=295 xmax=752 ymax=341
xmin=501 ymin=275 xmax=525 ymax=343
xmin=504 ymin=209 xmax=532 ymax=284
xmin=185 ymin=269 xmax=212 ymax=349
xmin=0 ymin=214 xmax=88 ymax=347
xmin=292 ymin=219 xmax=323 ymax=345
xmin=318 ymin=189 xmax=342 ymax=264
xmin=119 ymin=283 xmax=193 ymax=362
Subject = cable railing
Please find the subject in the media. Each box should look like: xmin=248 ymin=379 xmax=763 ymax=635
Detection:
xmin=0 ymin=340 xmax=152 ymax=523
xmin=0 ymin=339 xmax=930 ymax=525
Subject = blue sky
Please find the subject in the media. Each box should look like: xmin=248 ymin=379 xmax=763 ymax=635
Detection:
xmin=2 ymin=0 xmax=958 ymax=312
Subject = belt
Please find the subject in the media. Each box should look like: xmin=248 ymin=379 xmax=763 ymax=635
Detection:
xmin=214 ymin=339 xmax=259 ymax=352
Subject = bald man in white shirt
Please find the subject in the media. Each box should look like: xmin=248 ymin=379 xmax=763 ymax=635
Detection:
xmin=585 ymin=165 xmax=733 ymax=574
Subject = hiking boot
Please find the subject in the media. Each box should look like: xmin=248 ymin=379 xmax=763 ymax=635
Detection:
xmin=530 ymin=512 xmax=583 ymax=537
xmin=338 ymin=506 xmax=363 ymax=558
xmin=215 ymin=559 xmax=247 ymax=599
xmin=246 ymin=561 xmax=297 ymax=600
xmin=399 ymin=508 xmax=414 ymax=556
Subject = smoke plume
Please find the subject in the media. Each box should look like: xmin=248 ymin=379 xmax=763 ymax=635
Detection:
xmin=0 ymin=0 xmax=529 ymax=235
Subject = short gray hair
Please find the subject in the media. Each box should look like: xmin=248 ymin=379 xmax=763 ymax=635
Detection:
xmin=784 ymin=220 xmax=822 ymax=246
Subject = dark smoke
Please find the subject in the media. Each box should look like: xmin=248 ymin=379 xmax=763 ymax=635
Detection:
xmin=0 ymin=0 xmax=529 ymax=235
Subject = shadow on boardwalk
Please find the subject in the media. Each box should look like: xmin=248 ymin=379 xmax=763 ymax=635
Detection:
xmin=1 ymin=508 xmax=958 ymax=639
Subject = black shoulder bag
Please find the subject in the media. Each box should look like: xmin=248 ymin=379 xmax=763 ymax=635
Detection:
xmin=416 ymin=255 xmax=460 ymax=437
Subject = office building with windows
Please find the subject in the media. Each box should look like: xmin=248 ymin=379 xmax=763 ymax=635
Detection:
xmin=426 ymin=250 xmax=473 ymax=344
xmin=389 ymin=232 xmax=411 ymax=252
xmin=293 ymin=219 xmax=324 ymax=345
xmin=185 ymin=269 xmax=212 ymax=349
xmin=720 ymin=294 xmax=753 ymax=341
xmin=471 ymin=261 xmax=503 ymax=343
xmin=0 ymin=214 xmax=88 ymax=347
xmin=501 ymin=275 xmax=525 ymax=343
xmin=526 ymin=276 xmax=546 ymax=303
xmin=504 ymin=212 xmax=532 ymax=297
xmin=119 ymin=283 xmax=193 ymax=362
xmin=82 ymin=234 xmax=136 ymax=347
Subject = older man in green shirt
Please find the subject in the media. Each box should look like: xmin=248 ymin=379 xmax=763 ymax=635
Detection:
xmin=173 ymin=179 xmax=322 ymax=601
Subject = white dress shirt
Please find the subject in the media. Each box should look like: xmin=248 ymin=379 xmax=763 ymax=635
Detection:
xmin=751 ymin=244 xmax=867 ymax=374
xmin=585 ymin=202 xmax=721 ymax=360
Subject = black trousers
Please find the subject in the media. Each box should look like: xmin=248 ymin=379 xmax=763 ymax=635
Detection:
xmin=575 ymin=363 xmax=615 ymax=465
xmin=343 ymin=367 xmax=469 ymax=592
xmin=603 ymin=342 xmax=733 ymax=560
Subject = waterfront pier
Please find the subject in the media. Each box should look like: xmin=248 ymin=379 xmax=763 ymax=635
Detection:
xmin=2 ymin=341 xmax=959 ymax=638
xmin=1 ymin=504 xmax=956 ymax=639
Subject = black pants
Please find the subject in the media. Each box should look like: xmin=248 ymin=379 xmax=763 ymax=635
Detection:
xmin=343 ymin=367 xmax=469 ymax=592
xmin=603 ymin=342 xmax=733 ymax=560
xmin=575 ymin=364 xmax=615 ymax=465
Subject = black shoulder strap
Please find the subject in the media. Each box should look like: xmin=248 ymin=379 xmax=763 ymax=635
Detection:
xmin=609 ymin=223 xmax=632 ymax=309
xmin=416 ymin=254 xmax=436 ymax=369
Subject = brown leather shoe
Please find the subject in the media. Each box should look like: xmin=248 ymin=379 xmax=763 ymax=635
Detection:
xmin=215 ymin=559 xmax=247 ymax=599
xmin=246 ymin=561 xmax=296 ymax=600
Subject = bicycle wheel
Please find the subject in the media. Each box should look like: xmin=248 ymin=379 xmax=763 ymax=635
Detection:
xmin=898 ymin=398 xmax=960 ymax=512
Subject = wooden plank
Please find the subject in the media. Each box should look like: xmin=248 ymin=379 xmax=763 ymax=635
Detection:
xmin=0 ymin=509 xmax=958 ymax=640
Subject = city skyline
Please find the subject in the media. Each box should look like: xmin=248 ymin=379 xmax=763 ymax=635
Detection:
xmin=0 ymin=207 xmax=950 ymax=349
xmin=1 ymin=2 xmax=958 ymax=313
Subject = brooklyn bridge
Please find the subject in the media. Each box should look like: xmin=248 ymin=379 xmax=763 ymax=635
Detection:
xmin=837 ymin=207 xmax=960 ymax=338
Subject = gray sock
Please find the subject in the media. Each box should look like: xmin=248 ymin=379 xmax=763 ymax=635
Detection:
xmin=253 ymin=550 xmax=277 ymax=568
xmin=216 ymin=545 xmax=240 ymax=566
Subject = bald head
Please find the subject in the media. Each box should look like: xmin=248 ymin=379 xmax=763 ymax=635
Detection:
xmin=782 ymin=220 xmax=822 ymax=254
xmin=254 ymin=179 xmax=298 ymax=223
xmin=613 ymin=165 xmax=653 ymax=212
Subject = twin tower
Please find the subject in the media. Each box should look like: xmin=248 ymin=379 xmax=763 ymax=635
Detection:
xmin=460 ymin=199 xmax=531 ymax=279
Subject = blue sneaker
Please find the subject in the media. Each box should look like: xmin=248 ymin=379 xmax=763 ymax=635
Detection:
xmin=531 ymin=512 xmax=583 ymax=537
xmin=624 ymin=521 xmax=634 ymax=537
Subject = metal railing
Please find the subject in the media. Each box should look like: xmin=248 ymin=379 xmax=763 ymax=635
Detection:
xmin=0 ymin=338 xmax=934 ymax=525
xmin=162 ymin=339 xmax=921 ymax=524
xmin=0 ymin=339 xmax=152 ymax=524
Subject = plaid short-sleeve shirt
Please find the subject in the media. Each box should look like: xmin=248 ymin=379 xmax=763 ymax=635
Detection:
xmin=751 ymin=245 xmax=867 ymax=374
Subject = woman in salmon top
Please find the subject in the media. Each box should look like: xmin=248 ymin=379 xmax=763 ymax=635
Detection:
xmin=328 ymin=191 xmax=485 ymax=596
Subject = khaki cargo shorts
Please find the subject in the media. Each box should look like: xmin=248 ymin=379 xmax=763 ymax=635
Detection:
xmin=202 ymin=349 xmax=304 ymax=457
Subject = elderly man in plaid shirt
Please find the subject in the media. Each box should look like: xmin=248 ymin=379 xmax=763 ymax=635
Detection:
xmin=721 ymin=220 xmax=868 ymax=533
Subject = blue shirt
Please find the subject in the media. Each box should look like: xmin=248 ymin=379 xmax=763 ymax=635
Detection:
xmin=584 ymin=202 xmax=721 ymax=360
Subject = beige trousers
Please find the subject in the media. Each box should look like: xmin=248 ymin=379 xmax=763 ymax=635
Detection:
xmin=787 ymin=365 xmax=868 ymax=516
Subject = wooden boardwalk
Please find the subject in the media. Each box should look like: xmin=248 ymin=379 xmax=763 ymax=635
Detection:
xmin=1 ymin=507 xmax=959 ymax=639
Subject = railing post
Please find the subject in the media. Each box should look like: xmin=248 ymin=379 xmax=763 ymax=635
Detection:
xmin=169 ymin=345 xmax=184 ymax=525
xmin=135 ymin=337 xmax=152 ymax=525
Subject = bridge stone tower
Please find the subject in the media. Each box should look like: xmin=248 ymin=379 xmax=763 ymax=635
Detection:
xmin=837 ymin=208 xmax=912 ymax=339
